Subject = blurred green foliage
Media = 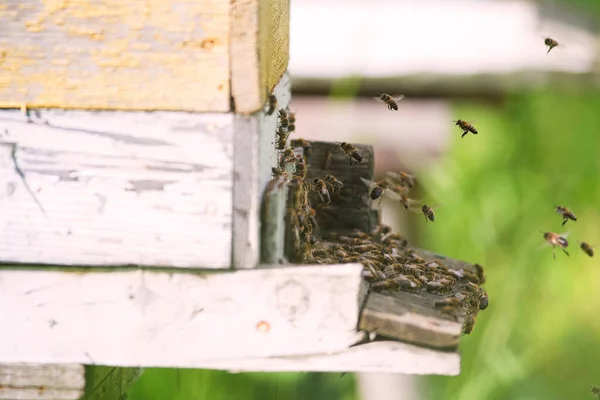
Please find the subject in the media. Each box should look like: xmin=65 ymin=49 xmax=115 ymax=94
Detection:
xmin=128 ymin=89 xmax=600 ymax=400
xmin=419 ymin=89 xmax=600 ymax=400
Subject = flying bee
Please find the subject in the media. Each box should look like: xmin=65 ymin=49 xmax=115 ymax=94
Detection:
xmin=266 ymin=94 xmax=277 ymax=115
xmin=590 ymin=385 xmax=600 ymax=399
xmin=313 ymin=177 xmax=331 ymax=205
xmin=399 ymin=194 xmax=420 ymax=210
xmin=374 ymin=93 xmax=405 ymax=111
xmin=541 ymin=231 xmax=570 ymax=259
xmin=579 ymin=241 xmax=595 ymax=257
xmin=325 ymin=174 xmax=344 ymax=193
xmin=335 ymin=142 xmax=363 ymax=166
xmin=453 ymin=119 xmax=478 ymax=138
xmin=359 ymin=177 xmax=402 ymax=207
xmin=386 ymin=170 xmax=416 ymax=189
xmin=544 ymin=37 xmax=559 ymax=54
xmin=555 ymin=206 xmax=577 ymax=226
xmin=420 ymin=204 xmax=436 ymax=223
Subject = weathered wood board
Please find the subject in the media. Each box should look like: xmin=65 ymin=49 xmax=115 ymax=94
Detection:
xmin=0 ymin=264 xmax=365 ymax=367
xmin=0 ymin=110 xmax=233 ymax=268
xmin=202 ymin=340 xmax=459 ymax=375
xmin=0 ymin=0 xmax=289 ymax=114
xmin=233 ymin=71 xmax=291 ymax=268
xmin=0 ymin=363 xmax=85 ymax=400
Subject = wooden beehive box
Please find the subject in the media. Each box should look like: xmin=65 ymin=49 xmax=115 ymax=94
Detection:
xmin=0 ymin=1 xmax=489 ymax=398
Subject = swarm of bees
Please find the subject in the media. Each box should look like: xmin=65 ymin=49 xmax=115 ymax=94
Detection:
xmin=541 ymin=205 xmax=593 ymax=259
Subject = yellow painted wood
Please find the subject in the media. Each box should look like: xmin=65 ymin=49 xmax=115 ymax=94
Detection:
xmin=230 ymin=0 xmax=290 ymax=114
xmin=0 ymin=0 xmax=290 ymax=113
xmin=0 ymin=0 xmax=230 ymax=112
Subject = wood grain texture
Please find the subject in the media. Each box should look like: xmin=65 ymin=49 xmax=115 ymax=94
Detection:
xmin=230 ymin=0 xmax=290 ymax=114
xmin=0 ymin=110 xmax=233 ymax=268
xmin=0 ymin=363 xmax=84 ymax=400
xmin=0 ymin=264 xmax=364 ymax=366
xmin=292 ymin=140 xmax=379 ymax=235
xmin=0 ymin=0 xmax=230 ymax=112
xmin=82 ymin=366 xmax=142 ymax=400
xmin=233 ymin=71 xmax=291 ymax=268
xmin=359 ymin=248 xmax=480 ymax=349
xmin=260 ymin=176 xmax=287 ymax=264
xmin=195 ymin=340 xmax=459 ymax=375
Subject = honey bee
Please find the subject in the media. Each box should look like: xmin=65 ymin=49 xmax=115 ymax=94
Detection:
xmin=473 ymin=263 xmax=486 ymax=284
xmin=479 ymin=291 xmax=488 ymax=310
xmin=453 ymin=120 xmax=478 ymax=138
xmin=293 ymin=138 xmax=312 ymax=158
xmin=325 ymin=174 xmax=344 ymax=193
xmin=434 ymin=297 xmax=461 ymax=308
xmin=359 ymin=177 xmax=401 ymax=207
xmin=386 ymin=171 xmax=416 ymax=189
xmin=294 ymin=158 xmax=307 ymax=179
xmin=544 ymin=37 xmax=559 ymax=54
xmin=579 ymin=241 xmax=594 ymax=257
xmin=271 ymin=167 xmax=286 ymax=178
xmin=313 ymin=178 xmax=331 ymax=205
xmin=555 ymin=206 xmax=577 ymax=226
xmin=278 ymin=109 xmax=290 ymax=129
xmin=375 ymin=93 xmax=405 ymax=111
xmin=266 ymin=94 xmax=277 ymax=115
xmin=542 ymin=231 xmax=570 ymax=259
xmin=425 ymin=281 xmax=453 ymax=295
xmin=279 ymin=148 xmax=296 ymax=170
xmin=418 ymin=204 xmax=436 ymax=222
xmin=462 ymin=314 xmax=476 ymax=335
xmin=275 ymin=129 xmax=289 ymax=151
xmin=335 ymin=142 xmax=363 ymax=166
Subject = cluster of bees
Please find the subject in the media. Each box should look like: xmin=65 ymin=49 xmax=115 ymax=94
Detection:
xmin=542 ymin=206 xmax=594 ymax=259
xmin=265 ymin=95 xmax=488 ymax=335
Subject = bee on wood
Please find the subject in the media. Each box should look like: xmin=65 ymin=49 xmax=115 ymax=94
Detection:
xmin=463 ymin=314 xmax=476 ymax=335
xmin=434 ymin=297 xmax=461 ymax=309
xmin=275 ymin=128 xmax=290 ymax=151
xmin=479 ymin=291 xmax=489 ymax=310
xmin=335 ymin=141 xmax=363 ymax=166
xmin=453 ymin=119 xmax=478 ymax=138
xmin=271 ymin=167 xmax=286 ymax=178
xmin=293 ymin=138 xmax=312 ymax=158
xmin=542 ymin=231 xmax=570 ymax=259
xmin=278 ymin=109 xmax=290 ymax=129
xmin=579 ymin=241 xmax=594 ymax=257
xmin=544 ymin=37 xmax=559 ymax=54
xmin=473 ymin=263 xmax=485 ymax=284
xmin=374 ymin=93 xmax=405 ymax=111
xmin=386 ymin=170 xmax=416 ymax=189
xmin=325 ymin=174 xmax=344 ymax=193
xmin=425 ymin=281 xmax=453 ymax=295
xmin=266 ymin=94 xmax=277 ymax=115
xmin=313 ymin=177 xmax=331 ymax=205
xmin=555 ymin=206 xmax=577 ymax=226
xmin=279 ymin=148 xmax=296 ymax=170
xmin=294 ymin=158 xmax=307 ymax=179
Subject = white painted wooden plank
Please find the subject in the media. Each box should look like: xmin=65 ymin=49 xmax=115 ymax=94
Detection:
xmin=0 ymin=264 xmax=364 ymax=367
xmin=0 ymin=111 xmax=233 ymax=268
xmin=0 ymin=363 xmax=84 ymax=400
xmin=233 ymin=71 xmax=292 ymax=268
xmin=208 ymin=341 xmax=460 ymax=376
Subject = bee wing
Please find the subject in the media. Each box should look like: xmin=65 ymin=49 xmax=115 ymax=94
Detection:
xmin=383 ymin=189 xmax=401 ymax=201
xmin=391 ymin=94 xmax=406 ymax=102
xmin=359 ymin=177 xmax=377 ymax=191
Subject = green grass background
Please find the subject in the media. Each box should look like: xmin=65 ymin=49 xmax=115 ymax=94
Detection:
xmin=127 ymin=88 xmax=600 ymax=400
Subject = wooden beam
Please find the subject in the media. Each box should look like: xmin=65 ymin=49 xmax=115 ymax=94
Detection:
xmin=0 ymin=110 xmax=233 ymax=268
xmin=359 ymin=248 xmax=486 ymax=349
xmin=0 ymin=0 xmax=231 ymax=112
xmin=200 ymin=340 xmax=459 ymax=375
xmin=0 ymin=363 xmax=85 ymax=400
xmin=0 ymin=0 xmax=289 ymax=113
xmin=233 ymin=71 xmax=291 ymax=268
xmin=230 ymin=0 xmax=290 ymax=114
xmin=0 ymin=264 xmax=365 ymax=367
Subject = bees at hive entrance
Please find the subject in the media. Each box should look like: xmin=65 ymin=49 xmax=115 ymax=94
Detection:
xmin=359 ymin=177 xmax=397 ymax=208
xmin=266 ymin=94 xmax=277 ymax=115
xmin=335 ymin=141 xmax=363 ymax=166
xmin=312 ymin=177 xmax=331 ymax=205
xmin=541 ymin=231 xmax=570 ymax=259
xmin=544 ymin=37 xmax=559 ymax=54
xmin=386 ymin=171 xmax=416 ymax=189
xmin=325 ymin=174 xmax=344 ymax=193
xmin=374 ymin=93 xmax=405 ymax=111
xmin=453 ymin=119 xmax=478 ymax=138
xmin=555 ymin=205 xmax=577 ymax=226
